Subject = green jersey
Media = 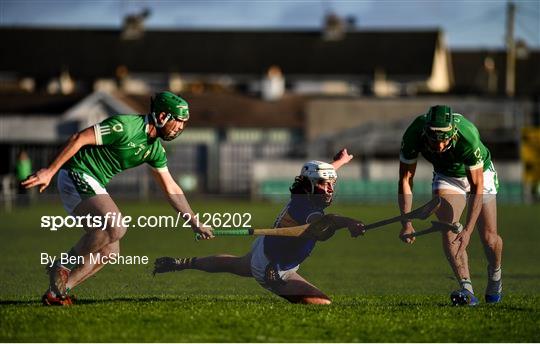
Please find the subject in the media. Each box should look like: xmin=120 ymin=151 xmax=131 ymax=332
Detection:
xmin=400 ymin=113 xmax=492 ymax=177
xmin=64 ymin=115 xmax=168 ymax=187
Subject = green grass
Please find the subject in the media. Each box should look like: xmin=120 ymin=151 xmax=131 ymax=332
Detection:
xmin=1 ymin=200 xmax=539 ymax=342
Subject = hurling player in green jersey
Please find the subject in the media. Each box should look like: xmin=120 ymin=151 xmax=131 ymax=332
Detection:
xmin=398 ymin=105 xmax=503 ymax=306
xmin=22 ymin=91 xmax=214 ymax=306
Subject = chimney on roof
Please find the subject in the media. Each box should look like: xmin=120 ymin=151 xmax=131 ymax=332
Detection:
xmin=323 ymin=12 xmax=346 ymax=41
xmin=262 ymin=65 xmax=285 ymax=101
xmin=121 ymin=8 xmax=151 ymax=40
xmin=483 ymin=56 xmax=498 ymax=94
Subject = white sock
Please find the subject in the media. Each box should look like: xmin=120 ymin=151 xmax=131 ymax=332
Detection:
xmin=488 ymin=266 xmax=502 ymax=281
xmin=460 ymin=278 xmax=474 ymax=294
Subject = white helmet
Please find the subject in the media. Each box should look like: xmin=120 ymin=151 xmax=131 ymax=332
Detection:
xmin=300 ymin=160 xmax=337 ymax=197
xmin=300 ymin=161 xmax=337 ymax=182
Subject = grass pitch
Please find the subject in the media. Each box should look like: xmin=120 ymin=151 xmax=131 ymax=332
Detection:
xmin=1 ymin=199 xmax=539 ymax=342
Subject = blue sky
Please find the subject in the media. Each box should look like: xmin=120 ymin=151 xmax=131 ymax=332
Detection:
xmin=0 ymin=0 xmax=538 ymax=48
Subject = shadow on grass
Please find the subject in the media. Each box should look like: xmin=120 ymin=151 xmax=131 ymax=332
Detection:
xmin=0 ymin=295 xmax=271 ymax=306
xmin=0 ymin=296 xmax=186 ymax=306
xmin=0 ymin=300 xmax=42 ymax=306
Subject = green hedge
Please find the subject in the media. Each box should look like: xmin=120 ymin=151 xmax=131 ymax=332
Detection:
xmin=259 ymin=179 xmax=523 ymax=203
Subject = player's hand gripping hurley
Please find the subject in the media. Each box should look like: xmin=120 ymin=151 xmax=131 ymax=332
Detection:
xmin=399 ymin=220 xmax=463 ymax=239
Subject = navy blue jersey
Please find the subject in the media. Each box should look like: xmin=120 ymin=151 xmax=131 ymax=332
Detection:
xmin=263 ymin=195 xmax=324 ymax=270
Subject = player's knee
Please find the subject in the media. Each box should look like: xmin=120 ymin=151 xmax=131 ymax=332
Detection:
xmin=480 ymin=227 xmax=499 ymax=244
xmin=106 ymin=225 xmax=127 ymax=243
xmin=236 ymin=255 xmax=253 ymax=277
xmin=442 ymin=233 xmax=459 ymax=250
xmin=100 ymin=242 xmax=120 ymax=257
xmin=481 ymin=229 xmax=499 ymax=248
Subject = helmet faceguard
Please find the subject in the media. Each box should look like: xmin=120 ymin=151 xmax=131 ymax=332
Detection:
xmin=298 ymin=161 xmax=337 ymax=207
xmin=150 ymin=91 xmax=189 ymax=141
xmin=159 ymin=123 xmax=184 ymax=141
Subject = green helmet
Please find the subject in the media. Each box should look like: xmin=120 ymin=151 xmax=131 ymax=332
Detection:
xmin=151 ymin=91 xmax=189 ymax=128
xmin=424 ymin=105 xmax=457 ymax=141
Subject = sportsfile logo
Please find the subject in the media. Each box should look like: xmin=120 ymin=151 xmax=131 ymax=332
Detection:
xmin=40 ymin=212 xmax=252 ymax=231
xmin=41 ymin=212 xmax=130 ymax=231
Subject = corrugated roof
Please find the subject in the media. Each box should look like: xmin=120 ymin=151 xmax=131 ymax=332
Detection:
xmin=1 ymin=27 xmax=439 ymax=80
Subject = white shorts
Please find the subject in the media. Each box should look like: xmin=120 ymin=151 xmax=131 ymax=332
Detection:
xmin=432 ymin=163 xmax=498 ymax=203
xmin=57 ymin=169 xmax=108 ymax=214
xmin=250 ymin=237 xmax=299 ymax=290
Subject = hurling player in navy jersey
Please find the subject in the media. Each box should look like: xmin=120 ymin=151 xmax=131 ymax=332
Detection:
xmin=154 ymin=149 xmax=365 ymax=304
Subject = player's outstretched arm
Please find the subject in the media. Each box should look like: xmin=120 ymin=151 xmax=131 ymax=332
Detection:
xmin=150 ymin=168 xmax=214 ymax=239
xmin=331 ymin=148 xmax=353 ymax=170
xmin=330 ymin=215 xmax=365 ymax=238
xmin=21 ymin=126 xmax=96 ymax=192
xmin=305 ymin=214 xmax=364 ymax=241
xmin=398 ymin=161 xmax=417 ymax=243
